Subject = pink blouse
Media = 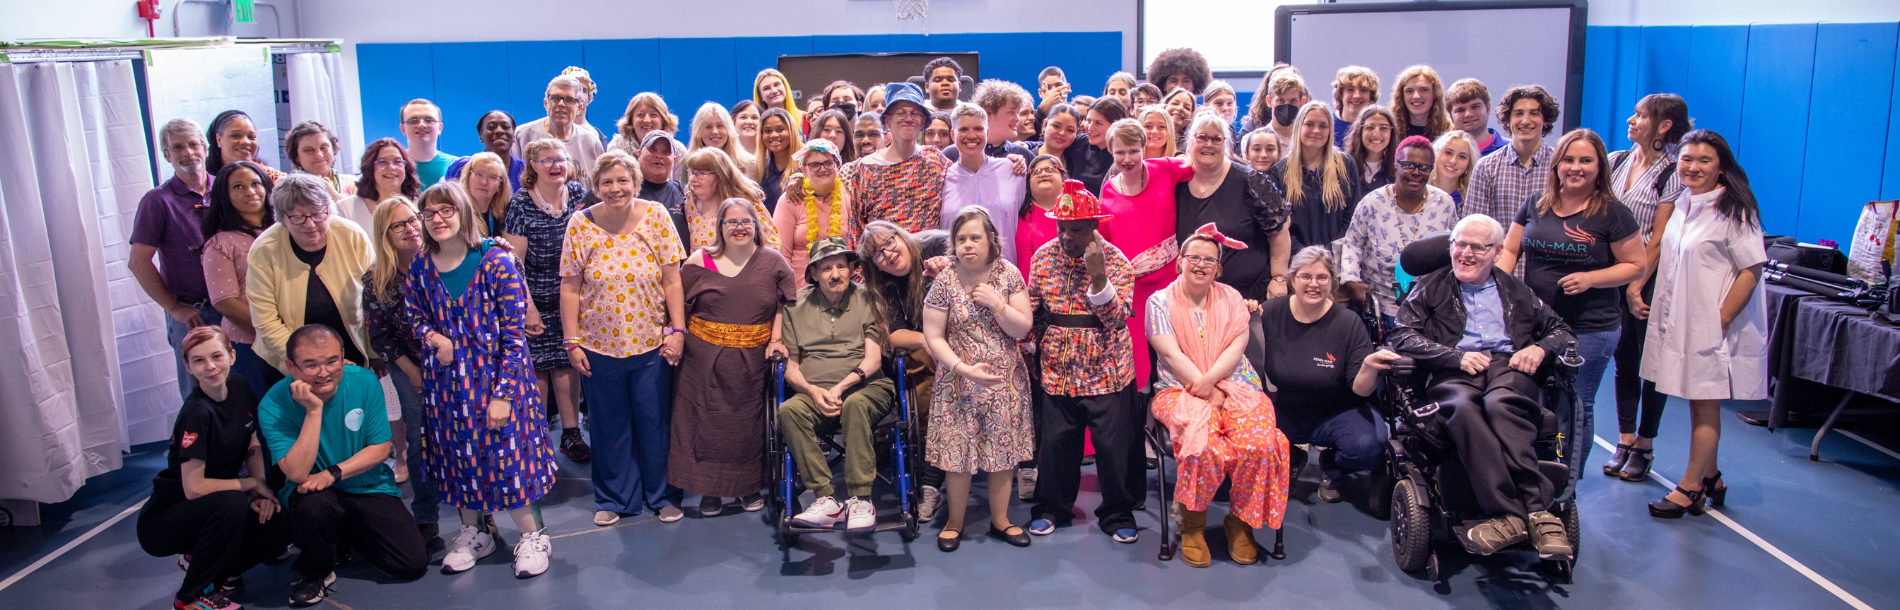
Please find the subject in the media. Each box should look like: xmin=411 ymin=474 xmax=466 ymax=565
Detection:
xmin=1100 ymin=157 xmax=1192 ymax=266
xmin=200 ymin=230 xmax=258 ymax=344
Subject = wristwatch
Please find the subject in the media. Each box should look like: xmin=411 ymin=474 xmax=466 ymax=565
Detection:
xmin=326 ymin=464 xmax=343 ymax=481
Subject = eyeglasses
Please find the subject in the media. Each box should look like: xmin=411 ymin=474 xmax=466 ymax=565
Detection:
xmin=296 ymin=356 xmax=343 ymax=374
xmin=887 ymin=109 xmax=926 ymax=120
xmin=1030 ymin=166 xmax=1064 ymax=177
xmin=546 ymin=94 xmax=581 ymax=107
xmin=372 ymin=159 xmax=406 ymax=169
xmin=419 ymin=207 xmax=458 ymax=221
xmin=802 ymin=160 xmax=838 ymax=172
xmin=721 ymin=219 xmax=754 ymax=227
xmin=468 ymin=171 xmax=503 ymax=183
xmin=1397 ymin=161 xmax=1435 ymax=174
xmin=1293 ymin=273 xmax=1332 ymax=284
xmin=687 ymin=170 xmax=715 ymax=179
xmin=852 ymin=129 xmax=883 ymax=139
xmin=402 ymin=117 xmax=439 ymax=127
xmin=1452 ymin=241 xmax=1497 ymax=253
xmin=285 ymin=210 xmax=330 ymax=226
xmin=533 ymin=157 xmax=570 ymax=167
xmin=1181 ymin=254 xmax=1220 ymax=268
xmin=386 ymin=218 xmax=422 ymax=234
xmin=1193 ymin=134 xmax=1224 ymax=145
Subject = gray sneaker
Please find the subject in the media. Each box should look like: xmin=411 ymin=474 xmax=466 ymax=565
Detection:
xmin=1528 ymin=511 xmax=1572 ymax=560
xmin=1462 ymin=514 xmax=1528 ymax=556
xmin=1016 ymin=466 xmax=1039 ymax=501
xmin=917 ymin=485 xmax=943 ymax=521
xmin=657 ymin=505 xmax=685 ymax=523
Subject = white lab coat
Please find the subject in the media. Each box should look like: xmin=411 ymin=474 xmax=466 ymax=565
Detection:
xmin=1640 ymin=187 xmax=1769 ymax=400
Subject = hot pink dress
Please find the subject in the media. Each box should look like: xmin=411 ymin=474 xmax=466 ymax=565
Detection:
xmin=1015 ymin=206 xmax=1059 ymax=266
xmin=1100 ymin=156 xmax=1192 ymax=386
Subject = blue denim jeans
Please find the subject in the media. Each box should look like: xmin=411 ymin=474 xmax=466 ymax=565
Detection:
xmin=1565 ymin=328 xmax=1621 ymax=472
xmin=387 ymin=365 xmax=438 ymax=524
xmin=581 ymin=348 xmax=680 ymax=514
xmin=1277 ymin=405 xmax=1387 ymax=479
xmin=165 ymin=304 xmax=223 ymax=399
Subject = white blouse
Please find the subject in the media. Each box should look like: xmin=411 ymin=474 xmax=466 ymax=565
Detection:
xmin=1640 ymin=187 xmax=1769 ymax=400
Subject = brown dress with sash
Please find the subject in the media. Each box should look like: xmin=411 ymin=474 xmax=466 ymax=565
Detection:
xmin=668 ymin=246 xmax=798 ymax=497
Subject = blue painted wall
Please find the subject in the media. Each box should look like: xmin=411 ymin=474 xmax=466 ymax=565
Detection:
xmin=1583 ymin=22 xmax=1900 ymax=243
xmin=357 ymin=32 xmax=1121 ymax=157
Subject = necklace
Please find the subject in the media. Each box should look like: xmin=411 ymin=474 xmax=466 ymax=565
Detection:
xmin=799 ymin=174 xmax=843 ymax=245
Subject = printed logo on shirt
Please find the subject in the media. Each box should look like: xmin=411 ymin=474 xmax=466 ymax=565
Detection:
xmin=1313 ymin=352 xmax=1338 ymax=369
xmin=344 ymin=408 xmax=364 ymax=432
xmin=1563 ymin=222 xmax=1596 ymax=246
xmin=180 ymin=432 xmax=198 ymax=448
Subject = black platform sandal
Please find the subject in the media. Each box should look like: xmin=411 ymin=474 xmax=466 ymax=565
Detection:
xmin=1603 ymin=443 xmax=1634 ymax=476
xmin=1617 ymin=447 xmax=1654 ymax=482
xmin=1703 ymin=471 xmax=1726 ymax=507
xmin=1648 ymin=486 xmax=1706 ymax=519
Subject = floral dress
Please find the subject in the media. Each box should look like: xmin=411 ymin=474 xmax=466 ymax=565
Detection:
xmin=404 ymin=243 xmax=557 ymax=512
xmin=925 ymin=260 xmax=1034 ymax=473
xmin=501 ymin=181 xmax=586 ymax=370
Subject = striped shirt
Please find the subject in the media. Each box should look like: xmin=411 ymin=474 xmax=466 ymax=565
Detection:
xmin=1607 ymin=146 xmax=1685 ymax=241
xmin=1463 ymin=143 xmax=1553 ymax=226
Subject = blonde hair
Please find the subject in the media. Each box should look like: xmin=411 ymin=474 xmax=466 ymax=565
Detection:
xmin=687 ymin=102 xmax=749 ymax=178
xmin=1390 ymin=65 xmax=1451 ymax=139
xmin=461 ymin=152 xmax=511 ymax=232
xmin=1107 ymin=117 xmax=1147 ymax=149
xmin=1281 ymin=101 xmax=1351 ymax=213
xmin=1202 ymin=80 xmax=1236 ymax=105
xmin=368 ymin=196 xmax=418 ymax=303
xmin=418 ymin=183 xmax=483 ymax=254
xmin=1331 ymin=66 xmax=1381 ymax=108
xmin=752 ymin=69 xmax=803 ymax=127
xmin=521 ymin=138 xmax=570 ymax=190
xmin=1135 ymin=104 xmax=1177 ymax=157
xmin=685 ymin=147 xmax=765 ymax=207
xmin=591 ymin=150 xmax=644 ymax=193
xmin=617 ymin=92 xmax=680 ymax=142
xmin=1431 ymin=129 xmax=1481 ymax=194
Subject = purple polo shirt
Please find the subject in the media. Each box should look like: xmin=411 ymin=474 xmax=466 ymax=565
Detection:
xmin=129 ymin=175 xmax=211 ymax=302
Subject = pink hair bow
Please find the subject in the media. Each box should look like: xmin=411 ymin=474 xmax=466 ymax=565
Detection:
xmin=1192 ymin=223 xmax=1249 ymax=250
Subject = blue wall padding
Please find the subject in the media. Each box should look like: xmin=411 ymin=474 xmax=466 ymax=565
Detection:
xmin=1628 ymin=26 xmax=1691 ymax=152
xmin=734 ymin=36 xmax=814 ymax=103
xmin=503 ymin=41 xmax=585 ymax=129
xmin=656 ymin=38 xmax=740 ymax=142
xmin=356 ymin=43 xmax=433 ymax=147
xmin=1737 ymin=23 xmax=1818 ymax=237
xmin=1796 ymin=22 xmax=1897 ymax=243
xmin=1045 ymin=32 xmax=1122 ymax=101
xmin=1580 ymin=26 xmax=1623 ymax=146
xmin=966 ymin=33 xmax=1047 ymax=94
xmin=889 ymin=33 xmax=972 ymax=55
xmin=1886 ymin=40 xmax=1900 ymax=202
xmin=1684 ymin=26 xmax=1750 ymax=141
xmin=582 ymin=38 xmax=662 ymax=141
xmin=429 ymin=42 xmax=511 ymax=156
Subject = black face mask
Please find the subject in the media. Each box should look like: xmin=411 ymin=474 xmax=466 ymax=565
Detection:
xmin=833 ymin=102 xmax=858 ymax=121
xmin=1273 ymin=103 xmax=1300 ymax=126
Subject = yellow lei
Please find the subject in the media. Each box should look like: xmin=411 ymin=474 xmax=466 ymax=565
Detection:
xmin=798 ymin=173 xmax=844 ymax=245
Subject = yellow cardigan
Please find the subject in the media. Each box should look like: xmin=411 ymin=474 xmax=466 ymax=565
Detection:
xmin=245 ymin=218 xmax=376 ymax=374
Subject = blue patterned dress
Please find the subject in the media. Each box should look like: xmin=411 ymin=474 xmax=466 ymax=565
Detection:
xmin=405 ymin=242 xmax=557 ymax=512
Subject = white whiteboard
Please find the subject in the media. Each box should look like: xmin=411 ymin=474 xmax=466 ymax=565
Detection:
xmin=1285 ymin=5 xmax=1577 ymax=140
xmin=1142 ymin=0 xmax=1301 ymax=73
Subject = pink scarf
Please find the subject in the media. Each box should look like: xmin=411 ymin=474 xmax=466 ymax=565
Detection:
xmin=1157 ymin=277 xmax=1264 ymax=458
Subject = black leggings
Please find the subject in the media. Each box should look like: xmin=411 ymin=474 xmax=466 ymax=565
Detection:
xmin=137 ymin=488 xmax=291 ymax=601
xmin=1614 ymin=280 xmax=1667 ymax=439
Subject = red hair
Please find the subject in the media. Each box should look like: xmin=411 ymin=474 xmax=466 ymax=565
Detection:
xmin=181 ymin=326 xmax=233 ymax=358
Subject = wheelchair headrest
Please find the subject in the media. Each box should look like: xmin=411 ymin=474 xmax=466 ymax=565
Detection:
xmin=904 ymin=75 xmax=975 ymax=101
xmin=1399 ymin=231 xmax=1454 ymax=278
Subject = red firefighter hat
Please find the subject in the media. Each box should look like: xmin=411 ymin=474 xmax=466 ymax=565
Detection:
xmin=1047 ymin=180 xmax=1114 ymax=221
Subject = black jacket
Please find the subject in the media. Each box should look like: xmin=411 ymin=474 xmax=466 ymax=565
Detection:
xmin=1388 ymin=266 xmax=1575 ymax=372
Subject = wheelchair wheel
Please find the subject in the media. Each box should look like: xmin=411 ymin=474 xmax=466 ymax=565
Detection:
xmin=1563 ymin=501 xmax=1581 ymax=561
xmin=1391 ymin=479 xmax=1432 ymax=573
xmin=1367 ymin=456 xmax=1395 ymax=521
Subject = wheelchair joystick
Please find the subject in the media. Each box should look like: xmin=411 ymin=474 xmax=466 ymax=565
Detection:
xmin=1558 ymin=340 xmax=1584 ymax=371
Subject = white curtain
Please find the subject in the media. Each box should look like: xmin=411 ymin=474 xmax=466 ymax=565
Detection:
xmin=286 ymin=52 xmax=357 ymax=173
xmin=0 ymin=60 xmax=154 ymax=503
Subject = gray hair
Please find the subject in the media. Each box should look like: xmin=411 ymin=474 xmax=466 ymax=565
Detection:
xmin=1287 ymin=245 xmax=1337 ymax=284
xmin=1188 ymin=110 xmax=1231 ymax=144
xmin=160 ymin=118 xmax=204 ymax=147
xmin=546 ymin=74 xmax=590 ymax=103
xmin=270 ymin=173 xmax=335 ymax=224
xmin=1452 ymin=213 xmax=1506 ymax=246
xmin=951 ymin=102 xmax=988 ymax=126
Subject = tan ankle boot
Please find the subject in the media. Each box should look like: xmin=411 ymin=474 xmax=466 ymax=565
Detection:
xmin=1224 ymin=513 xmax=1260 ymax=565
xmin=1179 ymin=505 xmax=1210 ymax=567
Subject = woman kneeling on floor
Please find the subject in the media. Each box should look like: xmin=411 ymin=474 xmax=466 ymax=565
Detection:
xmin=1149 ymin=225 xmax=1291 ymax=567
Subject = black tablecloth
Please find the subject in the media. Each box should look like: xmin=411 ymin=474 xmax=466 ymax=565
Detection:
xmin=1766 ymin=283 xmax=1900 ymax=427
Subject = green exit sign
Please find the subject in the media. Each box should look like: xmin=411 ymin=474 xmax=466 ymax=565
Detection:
xmin=235 ymin=0 xmax=255 ymax=24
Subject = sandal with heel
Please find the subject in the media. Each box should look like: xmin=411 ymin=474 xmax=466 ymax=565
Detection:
xmin=1703 ymin=471 xmax=1726 ymax=507
xmin=1617 ymin=447 xmax=1654 ymax=482
xmin=1648 ymin=486 xmax=1706 ymax=518
xmin=1603 ymin=443 xmax=1633 ymax=476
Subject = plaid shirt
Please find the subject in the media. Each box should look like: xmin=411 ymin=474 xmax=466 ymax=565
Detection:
xmin=1463 ymin=143 xmax=1553 ymax=226
xmin=845 ymin=147 xmax=949 ymax=236
xmin=1028 ymin=240 xmax=1134 ymax=397
xmin=1608 ymin=146 xmax=1685 ymax=240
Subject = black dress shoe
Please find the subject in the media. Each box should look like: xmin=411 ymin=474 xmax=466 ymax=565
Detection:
xmin=937 ymin=529 xmax=961 ymax=552
xmin=1602 ymin=443 xmax=1633 ymax=476
xmin=1735 ymin=410 xmax=1771 ymax=427
xmin=988 ymin=524 xmax=1031 ymax=547
xmin=1649 ymin=486 xmax=1706 ymax=519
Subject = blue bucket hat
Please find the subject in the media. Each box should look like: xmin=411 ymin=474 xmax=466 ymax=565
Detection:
xmin=880 ymin=82 xmax=929 ymax=128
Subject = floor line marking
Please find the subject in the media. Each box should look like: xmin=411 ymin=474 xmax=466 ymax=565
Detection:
xmin=0 ymin=498 xmax=147 ymax=593
xmin=1836 ymin=429 xmax=1900 ymax=462
xmin=548 ymin=516 xmax=658 ymax=540
xmin=325 ymin=598 xmax=355 ymax=610
xmin=1592 ymin=436 xmax=1874 ymax=610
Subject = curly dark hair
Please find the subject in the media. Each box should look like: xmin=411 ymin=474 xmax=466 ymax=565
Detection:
xmin=1146 ymin=47 xmax=1213 ymax=95
xmin=201 ymin=160 xmax=276 ymax=241
xmin=1494 ymin=85 xmax=1561 ymax=136
xmin=354 ymin=138 xmax=421 ymax=202
xmin=923 ymin=57 xmax=964 ymax=79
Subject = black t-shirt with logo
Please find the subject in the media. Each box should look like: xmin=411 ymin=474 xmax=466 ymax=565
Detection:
xmin=1257 ymin=296 xmax=1374 ymax=425
xmin=153 ymin=377 xmax=259 ymax=500
xmin=1512 ymin=195 xmax=1640 ymax=334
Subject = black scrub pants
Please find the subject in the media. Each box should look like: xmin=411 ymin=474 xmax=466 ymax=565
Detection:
xmin=137 ymin=488 xmax=291 ymax=601
xmin=1427 ymin=356 xmax=1551 ymax=520
xmin=1030 ymin=382 xmax=1143 ymax=533
xmin=286 ymin=487 xmax=429 ymax=581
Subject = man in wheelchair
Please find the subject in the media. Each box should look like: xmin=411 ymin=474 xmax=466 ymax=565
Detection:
xmin=778 ymin=239 xmax=898 ymax=531
xmin=1387 ymin=216 xmax=1576 ymax=559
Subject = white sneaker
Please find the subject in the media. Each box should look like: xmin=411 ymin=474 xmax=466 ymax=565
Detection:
xmin=593 ymin=510 xmax=620 ymax=526
xmin=513 ymin=529 xmax=551 ymax=578
xmin=917 ymin=485 xmax=943 ymax=520
xmin=441 ymin=525 xmax=495 ymax=574
xmin=844 ymin=497 xmax=876 ymax=531
xmin=1017 ymin=466 xmax=1039 ymax=501
xmin=790 ymin=496 xmax=845 ymax=528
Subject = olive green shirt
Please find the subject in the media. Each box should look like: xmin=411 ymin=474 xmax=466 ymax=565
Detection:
xmin=781 ymin=284 xmax=883 ymax=388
